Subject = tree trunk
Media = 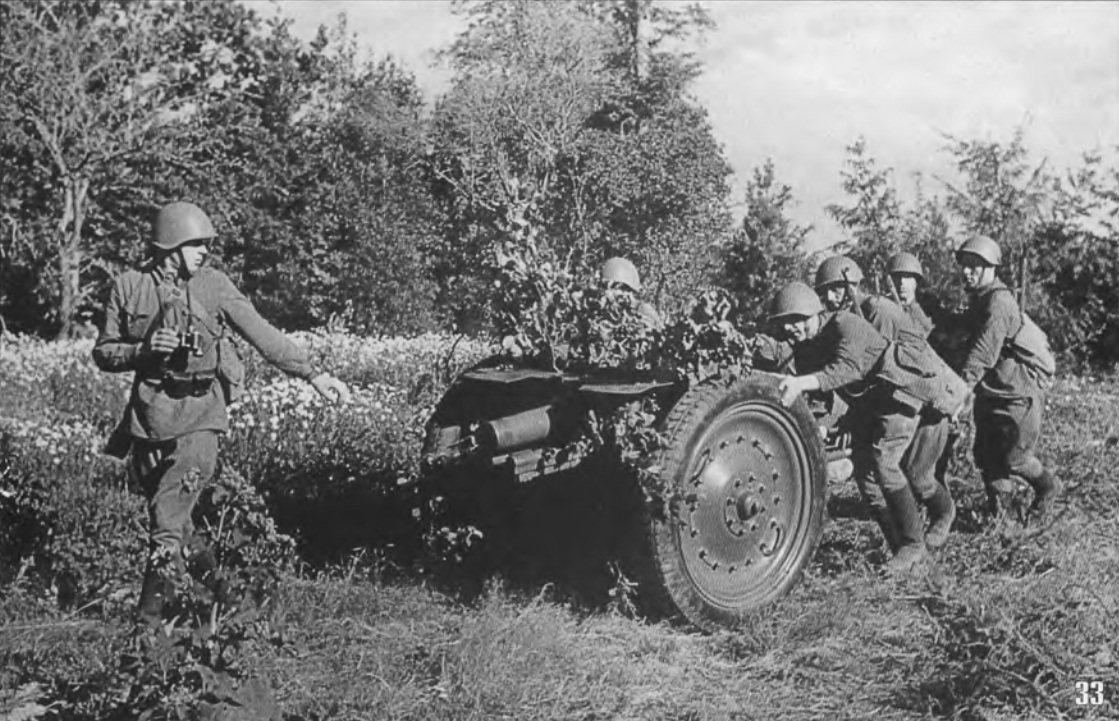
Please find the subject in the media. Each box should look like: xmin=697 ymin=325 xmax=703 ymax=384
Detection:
xmin=627 ymin=0 xmax=649 ymax=84
xmin=55 ymin=175 xmax=89 ymax=340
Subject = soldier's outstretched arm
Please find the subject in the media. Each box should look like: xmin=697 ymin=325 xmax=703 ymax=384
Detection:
xmin=216 ymin=273 xmax=350 ymax=404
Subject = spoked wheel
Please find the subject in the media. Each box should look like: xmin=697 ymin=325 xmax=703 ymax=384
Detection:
xmin=644 ymin=373 xmax=827 ymax=631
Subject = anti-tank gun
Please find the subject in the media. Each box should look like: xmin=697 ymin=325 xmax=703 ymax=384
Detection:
xmin=421 ymin=286 xmax=852 ymax=631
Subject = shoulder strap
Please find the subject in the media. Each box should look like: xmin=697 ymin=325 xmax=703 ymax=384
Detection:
xmin=184 ymin=277 xmax=224 ymax=339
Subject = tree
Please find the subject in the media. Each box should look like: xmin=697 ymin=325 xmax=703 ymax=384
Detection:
xmin=825 ymin=137 xmax=903 ymax=289
xmin=719 ymin=159 xmax=812 ymax=327
xmin=1030 ymin=149 xmax=1119 ymax=368
xmin=937 ymin=126 xmax=1054 ymax=297
xmin=0 ymin=0 xmax=242 ymax=336
xmin=430 ymin=0 xmax=731 ymax=329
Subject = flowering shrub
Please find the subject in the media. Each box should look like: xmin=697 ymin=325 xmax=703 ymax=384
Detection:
xmin=0 ymin=336 xmax=130 ymax=427
xmin=0 ymin=329 xmax=496 ymax=717
xmin=0 ymin=415 xmax=140 ymax=610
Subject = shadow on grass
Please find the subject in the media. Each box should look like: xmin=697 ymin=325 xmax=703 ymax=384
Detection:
xmin=261 ymin=456 xmax=655 ymax=617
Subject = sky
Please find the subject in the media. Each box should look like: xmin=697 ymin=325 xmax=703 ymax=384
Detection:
xmin=246 ymin=0 xmax=1119 ymax=248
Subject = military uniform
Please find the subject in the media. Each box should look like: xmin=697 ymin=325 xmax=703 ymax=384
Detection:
xmin=790 ymin=311 xmax=921 ymax=499
xmin=902 ymin=300 xmax=934 ymax=340
xmin=792 ymin=308 xmax=964 ymax=567
xmin=959 ymin=279 xmax=1050 ymax=511
xmin=855 ymin=295 xmax=955 ymax=548
xmin=95 ymin=263 xmax=320 ymax=619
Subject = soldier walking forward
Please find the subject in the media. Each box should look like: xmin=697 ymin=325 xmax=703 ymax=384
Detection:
xmin=769 ymin=281 xmax=965 ymax=573
xmin=814 ymin=256 xmax=957 ymax=551
xmin=954 ymin=236 xmax=1060 ymax=522
xmin=94 ymin=201 xmax=351 ymax=624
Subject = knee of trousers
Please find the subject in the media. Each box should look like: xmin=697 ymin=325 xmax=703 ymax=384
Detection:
xmin=1009 ymin=454 xmax=1045 ymax=482
xmin=872 ymin=428 xmax=915 ymax=494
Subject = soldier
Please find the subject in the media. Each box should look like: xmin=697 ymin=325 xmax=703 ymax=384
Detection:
xmin=955 ymin=235 xmax=1060 ymax=521
xmin=768 ymin=281 xmax=966 ymax=572
xmin=601 ymin=256 xmax=662 ymax=329
xmin=94 ymin=201 xmax=352 ymax=624
xmin=814 ymin=256 xmax=957 ymax=549
xmin=886 ymin=251 xmax=934 ymax=339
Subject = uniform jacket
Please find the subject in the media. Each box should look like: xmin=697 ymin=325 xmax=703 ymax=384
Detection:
xmin=859 ymin=294 xmax=966 ymax=415
xmin=859 ymin=294 xmax=926 ymax=346
xmin=959 ymin=279 xmax=1034 ymax=399
xmin=94 ymin=264 xmax=317 ymax=440
xmin=903 ymin=301 xmax=934 ymax=340
xmin=792 ymin=311 xmax=890 ymax=400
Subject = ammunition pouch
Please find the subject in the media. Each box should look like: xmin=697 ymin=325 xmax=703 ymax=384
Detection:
xmin=161 ymin=369 xmax=217 ymax=398
xmin=878 ymin=341 xmax=969 ymax=418
xmin=102 ymin=414 xmax=134 ymax=460
xmin=216 ymin=336 xmax=245 ymax=404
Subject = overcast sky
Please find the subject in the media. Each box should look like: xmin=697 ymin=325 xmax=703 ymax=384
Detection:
xmin=248 ymin=0 xmax=1119 ymax=248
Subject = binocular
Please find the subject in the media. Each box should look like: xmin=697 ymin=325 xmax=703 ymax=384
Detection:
xmin=177 ymin=330 xmax=203 ymax=356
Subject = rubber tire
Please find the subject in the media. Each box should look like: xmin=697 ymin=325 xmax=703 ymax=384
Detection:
xmin=642 ymin=372 xmax=827 ymax=631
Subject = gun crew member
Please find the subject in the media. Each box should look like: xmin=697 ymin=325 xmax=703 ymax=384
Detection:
xmin=955 ymin=235 xmax=1060 ymax=523
xmin=885 ymin=251 xmax=934 ymax=339
xmin=814 ymin=256 xmax=957 ymax=551
xmin=770 ymin=280 xmax=965 ymax=573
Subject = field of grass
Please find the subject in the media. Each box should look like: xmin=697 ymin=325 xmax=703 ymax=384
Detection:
xmin=2 ymin=332 xmax=1117 ymax=720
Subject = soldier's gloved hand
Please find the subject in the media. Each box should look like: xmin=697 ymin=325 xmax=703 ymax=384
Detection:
xmin=310 ymin=373 xmax=352 ymax=404
xmin=144 ymin=328 xmax=180 ymax=357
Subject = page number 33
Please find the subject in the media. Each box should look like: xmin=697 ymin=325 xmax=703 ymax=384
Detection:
xmin=1075 ymin=680 xmax=1105 ymax=706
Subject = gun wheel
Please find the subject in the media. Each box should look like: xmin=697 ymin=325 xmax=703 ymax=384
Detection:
xmin=643 ymin=373 xmax=827 ymax=631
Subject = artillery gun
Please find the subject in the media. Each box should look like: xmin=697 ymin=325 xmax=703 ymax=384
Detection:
xmin=421 ymin=351 xmax=853 ymax=631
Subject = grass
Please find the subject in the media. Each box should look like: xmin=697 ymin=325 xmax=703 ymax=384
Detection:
xmin=2 ymin=336 xmax=1117 ymax=720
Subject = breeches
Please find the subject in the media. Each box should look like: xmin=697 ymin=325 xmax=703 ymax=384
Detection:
xmin=973 ymin=392 xmax=1044 ymax=483
xmin=850 ymin=400 xmax=921 ymax=502
xmin=902 ymin=410 xmax=950 ymax=499
xmin=131 ymin=430 xmax=220 ymax=554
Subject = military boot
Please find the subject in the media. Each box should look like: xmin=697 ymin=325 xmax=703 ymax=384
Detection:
xmin=135 ymin=570 xmax=172 ymax=627
xmin=872 ymin=508 xmax=899 ymax=553
xmin=1027 ymin=469 xmax=1062 ymax=523
xmin=985 ymin=478 xmax=1021 ymax=521
xmin=882 ymin=488 xmax=930 ymax=575
xmin=923 ymin=484 xmax=956 ymax=549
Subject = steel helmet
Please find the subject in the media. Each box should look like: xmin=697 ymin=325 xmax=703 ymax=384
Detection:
xmin=601 ymin=257 xmax=641 ymax=292
xmin=770 ymin=281 xmax=824 ymax=322
xmin=814 ymin=255 xmax=864 ymax=288
xmin=152 ymin=202 xmax=215 ymax=251
xmin=886 ymin=251 xmax=924 ymax=278
xmin=955 ymin=235 xmax=1001 ymax=266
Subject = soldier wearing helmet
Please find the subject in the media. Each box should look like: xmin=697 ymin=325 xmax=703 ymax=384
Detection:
xmin=955 ymin=235 xmax=1059 ymax=522
xmin=886 ymin=251 xmax=933 ymax=339
xmin=814 ymin=256 xmax=957 ymax=550
xmin=94 ymin=201 xmax=352 ymax=625
xmin=600 ymin=256 xmax=662 ymax=328
xmin=768 ymin=280 xmax=963 ymax=574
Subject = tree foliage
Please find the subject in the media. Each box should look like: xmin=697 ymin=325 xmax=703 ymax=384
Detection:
xmin=1 ymin=1 xmax=442 ymax=337
xmin=825 ymin=136 xmax=903 ymax=288
xmin=430 ymin=0 xmax=731 ymax=329
xmin=719 ymin=159 xmax=812 ymax=327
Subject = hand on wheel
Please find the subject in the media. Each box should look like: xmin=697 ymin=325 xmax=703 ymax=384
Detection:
xmin=778 ymin=376 xmax=803 ymax=408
